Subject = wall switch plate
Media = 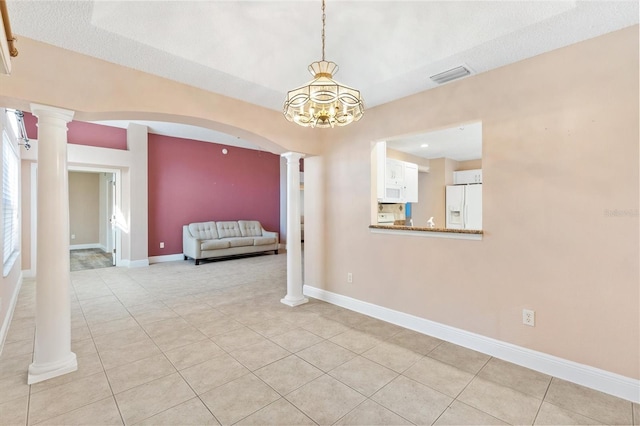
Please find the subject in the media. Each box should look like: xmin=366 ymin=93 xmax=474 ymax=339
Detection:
xmin=523 ymin=309 xmax=535 ymax=326
xmin=160 ymin=242 xmax=165 ymax=249
xmin=347 ymin=272 xmax=353 ymax=283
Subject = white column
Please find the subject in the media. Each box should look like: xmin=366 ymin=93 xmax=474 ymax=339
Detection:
xmin=28 ymin=104 xmax=77 ymax=384
xmin=126 ymin=123 xmax=149 ymax=267
xmin=280 ymin=152 xmax=308 ymax=307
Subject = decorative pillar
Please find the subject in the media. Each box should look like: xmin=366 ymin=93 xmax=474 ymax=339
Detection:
xmin=28 ymin=104 xmax=77 ymax=384
xmin=281 ymin=152 xmax=308 ymax=307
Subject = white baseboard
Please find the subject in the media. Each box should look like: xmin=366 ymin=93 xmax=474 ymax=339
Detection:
xmin=119 ymin=259 xmax=150 ymax=268
xmin=0 ymin=274 xmax=23 ymax=357
xmin=69 ymin=243 xmax=102 ymax=250
xmin=149 ymin=254 xmax=185 ymax=264
xmin=303 ymin=285 xmax=640 ymax=404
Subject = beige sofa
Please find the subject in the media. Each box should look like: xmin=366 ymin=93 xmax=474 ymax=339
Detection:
xmin=183 ymin=220 xmax=279 ymax=265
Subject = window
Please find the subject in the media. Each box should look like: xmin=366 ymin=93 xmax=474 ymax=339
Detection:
xmin=3 ymin=111 xmax=20 ymax=276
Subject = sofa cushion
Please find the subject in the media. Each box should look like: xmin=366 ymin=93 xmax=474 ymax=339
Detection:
xmin=239 ymin=220 xmax=263 ymax=237
xmin=201 ymin=239 xmax=230 ymax=250
xmin=216 ymin=221 xmax=242 ymax=238
xmin=254 ymin=236 xmax=277 ymax=246
xmin=226 ymin=237 xmax=254 ymax=248
xmin=189 ymin=222 xmax=219 ymax=240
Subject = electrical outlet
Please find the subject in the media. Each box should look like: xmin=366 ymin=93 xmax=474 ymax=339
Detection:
xmin=160 ymin=242 xmax=165 ymax=249
xmin=522 ymin=309 xmax=535 ymax=327
xmin=347 ymin=272 xmax=353 ymax=283
xmin=71 ymin=234 xmax=75 ymax=240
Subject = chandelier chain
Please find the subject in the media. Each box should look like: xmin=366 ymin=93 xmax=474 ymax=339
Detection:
xmin=321 ymin=0 xmax=326 ymax=61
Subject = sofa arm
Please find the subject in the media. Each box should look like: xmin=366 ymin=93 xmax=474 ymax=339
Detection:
xmin=262 ymin=229 xmax=279 ymax=245
xmin=183 ymin=225 xmax=202 ymax=259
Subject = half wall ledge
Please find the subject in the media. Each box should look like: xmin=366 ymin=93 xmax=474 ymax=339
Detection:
xmin=369 ymin=225 xmax=483 ymax=240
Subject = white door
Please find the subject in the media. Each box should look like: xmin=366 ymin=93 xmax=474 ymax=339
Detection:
xmin=446 ymin=185 xmax=465 ymax=229
xmin=107 ymin=178 xmax=116 ymax=265
xmin=464 ymin=184 xmax=483 ymax=230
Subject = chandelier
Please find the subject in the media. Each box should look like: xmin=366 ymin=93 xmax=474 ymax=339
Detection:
xmin=283 ymin=0 xmax=364 ymax=128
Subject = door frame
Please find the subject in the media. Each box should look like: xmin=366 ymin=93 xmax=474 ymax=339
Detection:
xmin=30 ymin=164 xmax=123 ymax=273
xmin=105 ymin=174 xmax=116 ymax=265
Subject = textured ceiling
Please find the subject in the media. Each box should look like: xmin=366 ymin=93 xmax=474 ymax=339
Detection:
xmin=6 ymin=0 xmax=639 ymax=152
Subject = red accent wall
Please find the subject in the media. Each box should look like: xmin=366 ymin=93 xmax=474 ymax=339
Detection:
xmin=148 ymin=134 xmax=281 ymax=257
xmin=24 ymin=110 xmax=280 ymax=257
xmin=23 ymin=112 xmax=127 ymax=150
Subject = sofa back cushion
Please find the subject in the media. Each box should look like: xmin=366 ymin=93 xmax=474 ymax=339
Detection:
xmin=189 ymin=222 xmax=219 ymax=240
xmin=216 ymin=221 xmax=242 ymax=238
xmin=239 ymin=220 xmax=263 ymax=237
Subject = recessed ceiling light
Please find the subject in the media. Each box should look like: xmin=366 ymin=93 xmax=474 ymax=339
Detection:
xmin=421 ymin=143 xmax=429 ymax=148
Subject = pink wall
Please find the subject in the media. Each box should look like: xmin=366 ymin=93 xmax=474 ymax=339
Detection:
xmin=23 ymin=112 xmax=127 ymax=150
xmin=24 ymin=110 xmax=280 ymax=257
xmin=148 ymin=134 xmax=281 ymax=257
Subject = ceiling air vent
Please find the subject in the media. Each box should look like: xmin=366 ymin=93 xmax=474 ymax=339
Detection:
xmin=430 ymin=66 xmax=471 ymax=84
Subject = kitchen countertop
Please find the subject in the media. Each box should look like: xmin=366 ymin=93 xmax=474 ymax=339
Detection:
xmin=369 ymin=224 xmax=483 ymax=235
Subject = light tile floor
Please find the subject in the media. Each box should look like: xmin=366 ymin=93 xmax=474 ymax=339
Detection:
xmin=0 ymin=254 xmax=638 ymax=425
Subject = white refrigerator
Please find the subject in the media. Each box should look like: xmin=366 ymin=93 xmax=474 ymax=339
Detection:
xmin=446 ymin=184 xmax=482 ymax=230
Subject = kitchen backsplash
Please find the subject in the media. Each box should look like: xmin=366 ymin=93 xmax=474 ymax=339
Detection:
xmin=378 ymin=203 xmax=406 ymax=222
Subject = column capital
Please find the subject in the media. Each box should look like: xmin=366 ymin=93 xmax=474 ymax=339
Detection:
xmin=281 ymin=152 xmax=305 ymax=162
xmin=30 ymin=103 xmax=75 ymax=123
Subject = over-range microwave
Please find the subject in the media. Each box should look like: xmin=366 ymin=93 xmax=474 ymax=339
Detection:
xmin=378 ymin=184 xmax=404 ymax=203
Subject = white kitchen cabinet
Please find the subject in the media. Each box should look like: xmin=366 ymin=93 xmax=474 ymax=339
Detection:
xmin=403 ymin=162 xmax=418 ymax=202
xmin=385 ymin=158 xmax=405 ymax=185
xmin=453 ymin=169 xmax=482 ymax=185
xmin=375 ymin=141 xmax=419 ymax=203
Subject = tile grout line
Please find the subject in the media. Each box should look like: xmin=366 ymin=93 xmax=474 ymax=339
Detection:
xmin=427 ymin=354 xmax=494 ymax=425
xmin=158 ymin=292 xmax=267 ymax=426
xmin=264 ymin=310 xmax=453 ymax=425
xmin=98 ymin=268 xmax=200 ymax=426
xmin=535 ymin=378 xmax=621 ymax=426
xmin=279 ymin=371 xmax=327 ymax=426
xmin=530 ymin=375 xmax=553 ymax=425
xmin=79 ymin=270 xmax=146 ymax=426
xmin=74 ymin=273 xmax=126 ymax=426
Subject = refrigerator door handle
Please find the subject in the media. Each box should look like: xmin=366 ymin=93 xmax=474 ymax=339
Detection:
xmin=464 ymin=204 xmax=468 ymax=228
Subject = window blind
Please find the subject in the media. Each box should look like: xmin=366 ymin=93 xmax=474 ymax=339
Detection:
xmin=3 ymin=114 xmax=20 ymax=276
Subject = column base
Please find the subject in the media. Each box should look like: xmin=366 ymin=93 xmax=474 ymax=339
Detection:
xmin=28 ymin=352 xmax=78 ymax=385
xmin=280 ymin=296 xmax=309 ymax=307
